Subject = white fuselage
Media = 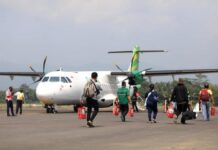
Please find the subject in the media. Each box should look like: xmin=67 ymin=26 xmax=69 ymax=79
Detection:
xmin=36 ymin=70 xmax=126 ymax=107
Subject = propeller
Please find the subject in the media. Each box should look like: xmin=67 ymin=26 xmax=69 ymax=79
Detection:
xmin=115 ymin=64 xmax=152 ymax=86
xmin=29 ymin=56 xmax=47 ymax=84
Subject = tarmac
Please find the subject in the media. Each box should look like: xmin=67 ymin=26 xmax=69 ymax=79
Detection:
xmin=0 ymin=106 xmax=217 ymax=150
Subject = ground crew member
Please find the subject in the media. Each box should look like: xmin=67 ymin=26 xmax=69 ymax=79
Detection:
xmin=116 ymin=81 xmax=131 ymax=122
xmin=5 ymin=86 xmax=15 ymax=116
xmin=83 ymin=72 xmax=102 ymax=127
xmin=171 ymin=78 xmax=189 ymax=124
xmin=15 ymin=89 xmax=25 ymax=115
xmin=198 ymin=82 xmax=215 ymax=121
xmin=131 ymin=87 xmax=139 ymax=112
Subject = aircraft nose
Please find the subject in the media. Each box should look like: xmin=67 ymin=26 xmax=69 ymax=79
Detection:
xmin=36 ymin=84 xmax=53 ymax=104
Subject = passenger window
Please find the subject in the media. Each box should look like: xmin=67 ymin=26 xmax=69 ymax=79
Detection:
xmin=50 ymin=77 xmax=60 ymax=82
xmin=66 ymin=77 xmax=72 ymax=83
xmin=42 ymin=77 xmax=49 ymax=82
xmin=61 ymin=77 xmax=68 ymax=83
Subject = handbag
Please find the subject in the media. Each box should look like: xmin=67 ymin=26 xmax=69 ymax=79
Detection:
xmin=77 ymin=106 xmax=86 ymax=120
xmin=128 ymin=107 xmax=134 ymax=117
xmin=211 ymin=106 xmax=216 ymax=116
xmin=112 ymin=105 xmax=119 ymax=116
xmin=166 ymin=102 xmax=174 ymax=118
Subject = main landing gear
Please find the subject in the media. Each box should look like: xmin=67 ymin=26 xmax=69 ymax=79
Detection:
xmin=74 ymin=105 xmax=79 ymax=112
xmin=45 ymin=104 xmax=58 ymax=113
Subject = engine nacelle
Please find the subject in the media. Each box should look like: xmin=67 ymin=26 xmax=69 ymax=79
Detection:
xmin=98 ymin=94 xmax=116 ymax=107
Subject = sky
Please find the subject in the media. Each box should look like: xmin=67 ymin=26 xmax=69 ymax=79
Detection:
xmin=0 ymin=0 xmax=218 ymax=90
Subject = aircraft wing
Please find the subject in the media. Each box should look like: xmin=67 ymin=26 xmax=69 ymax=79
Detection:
xmin=145 ymin=69 xmax=218 ymax=76
xmin=0 ymin=72 xmax=43 ymax=77
xmin=111 ymin=69 xmax=218 ymax=76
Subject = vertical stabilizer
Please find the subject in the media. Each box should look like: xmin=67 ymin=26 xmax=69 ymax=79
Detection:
xmin=128 ymin=45 xmax=140 ymax=72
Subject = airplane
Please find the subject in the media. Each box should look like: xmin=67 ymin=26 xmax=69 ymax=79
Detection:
xmin=1 ymin=45 xmax=218 ymax=113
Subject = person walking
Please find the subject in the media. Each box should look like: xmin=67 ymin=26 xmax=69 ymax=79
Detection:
xmin=15 ymin=89 xmax=25 ymax=115
xmin=83 ymin=72 xmax=102 ymax=127
xmin=116 ymin=81 xmax=131 ymax=122
xmin=144 ymin=84 xmax=159 ymax=123
xmin=5 ymin=86 xmax=15 ymax=116
xmin=131 ymin=87 xmax=139 ymax=112
xmin=198 ymin=82 xmax=215 ymax=121
xmin=171 ymin=78 xmax=189 ymax=124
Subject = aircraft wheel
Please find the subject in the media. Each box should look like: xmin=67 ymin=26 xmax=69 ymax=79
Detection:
xmin=74 ymin=105 xmax=78 ymax=112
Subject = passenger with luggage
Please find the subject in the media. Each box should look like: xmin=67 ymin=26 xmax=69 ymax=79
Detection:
xmin=144 ymin=84 xmax=159 ymax=123
xmin=131 ymin=87 xmax=139 ymax=112
xmin=83 ymin=72 xmax=102 ymax=127
xmin=171 ymin=78 xmax=189 ymax=124
xmin=198 ymin=82 xmax=215 ymax=121
xmin=115 ymin=81 xmax=131 ymax=122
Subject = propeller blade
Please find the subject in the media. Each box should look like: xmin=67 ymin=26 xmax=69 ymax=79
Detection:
xmin=114 ymin=64 xmax=124 ymax=72
xmin=30 ymin=77 xmax=43 ymax=85
xmin=29 ymin=65 xmax=37 ymax=73
xmin=43 ymin=56 xmax=47 ymax=73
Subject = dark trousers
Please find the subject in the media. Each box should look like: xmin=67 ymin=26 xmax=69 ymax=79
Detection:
xmin=86 ymin=97 xmax=99 ymax=122
xmin=132 ymin=101 xmax=139 ymax=112
xmin=6 ymin=100 xmax=15 ymax=116
xmin=147 ymin=106 xmax=158 ymax=121
xmin=175 ymin=103 xmax=188 ymax=118
xmin=16 ymin=100 xmax=23 ymax=114
xmin=119 ymin=104 xmax=129 ymax=121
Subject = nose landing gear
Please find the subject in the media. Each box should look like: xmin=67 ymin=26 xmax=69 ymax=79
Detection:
xmin=44 ymin=104 xmax=58 ymax=113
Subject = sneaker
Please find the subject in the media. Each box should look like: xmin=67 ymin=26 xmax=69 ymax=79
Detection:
xmin=120 ymin=116 xmax=125 ymax=122
xmin=153 ymin=120 xmax=157 ymax=123
xmin=147 ymin=120 xmax=152 ymax=123
xmin=87 ymin=121 xmax=94 ymax=128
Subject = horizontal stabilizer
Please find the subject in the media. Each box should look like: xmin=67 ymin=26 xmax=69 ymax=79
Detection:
xmin=108 ymin=50 xmax=167 ymax=54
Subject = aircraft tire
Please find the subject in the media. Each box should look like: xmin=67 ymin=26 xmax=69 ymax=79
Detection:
xmin=74 ymin=105 xmax=78 ymax=112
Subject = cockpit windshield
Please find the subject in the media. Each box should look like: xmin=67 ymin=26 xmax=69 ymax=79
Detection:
xmin=61 ymin=77 xmax=68 ymax=83
xmin=42 ymin=77 xmax=49 ymax=82
xmin=66 ymin=77 xmax=72 ymax=83
xmin=49 ymin=77 xmax=60 ymax=82
xmin=41 ymin=76 xmax=72 ymax=83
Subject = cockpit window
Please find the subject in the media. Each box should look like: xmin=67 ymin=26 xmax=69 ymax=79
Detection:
xmin=61 ymin=77 xmax=68 ymax=83
xmin=49 ymin=77 xmax=60 ymax=82
xmin=42 ymin=77 xmax=49 ymax=82
xmin=66 ymin=77 xmax=72 ymax=83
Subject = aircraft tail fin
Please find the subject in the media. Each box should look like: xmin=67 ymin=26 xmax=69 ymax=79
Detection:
xmin=128 ymin=46 xmax=140 ymax=72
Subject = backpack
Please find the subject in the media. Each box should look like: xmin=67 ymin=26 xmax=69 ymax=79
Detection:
xmin=200 ymin=89 xmax=209 ymax=101
xmin=84 ymin=81 xmax=96 ymax=98
xmin=145 ymin=90 xmax=158 ymax=107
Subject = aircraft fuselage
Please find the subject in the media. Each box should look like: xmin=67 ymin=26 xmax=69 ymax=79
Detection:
xmin=36 ymin=70 xmax=121 ymax=107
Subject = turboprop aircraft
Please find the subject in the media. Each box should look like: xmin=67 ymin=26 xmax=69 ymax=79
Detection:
xmin=1 ymin=45 xmax=218 ymax=113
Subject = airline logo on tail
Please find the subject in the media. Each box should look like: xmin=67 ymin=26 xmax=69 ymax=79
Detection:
xmin=128 ymin=45 xmax=140 ymax=72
